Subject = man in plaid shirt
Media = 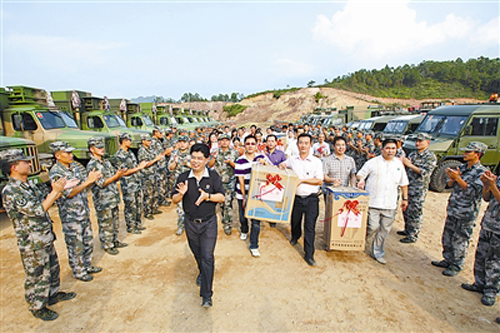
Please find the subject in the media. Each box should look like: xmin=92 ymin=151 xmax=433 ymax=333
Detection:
xmin=323 ymin=136 xmax=357 ymax=190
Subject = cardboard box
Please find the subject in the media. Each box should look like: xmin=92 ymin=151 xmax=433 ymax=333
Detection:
xmin=245 ymin=164 xmax=299 ymax=223
xmin=324 ymin=186 xmax=369 ymax=251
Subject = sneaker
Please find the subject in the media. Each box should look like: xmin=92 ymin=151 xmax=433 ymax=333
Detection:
xmin=240 ymin=233 xmax=248 ymax=240
xmin=431 ymin=260 xmax=450 ymax=268
xmin=104 ymin=248 xmax=119 ymax=255
xmin=76 ymin=274 xmax=93 ymax=282
xmin=461 ymin=283 xmax=483 ymax=294
xmin=442 ymin=266 xmax=461 ymax=276
xmin=31 ymin=307 xmax=58 ymax=321
xmin=201 ymin=297 xmax=212 ymax=308
xmin=396 ymin=230 xmax=407 ymax=236
xmin=224 ymin=227 xmax=231 ymax=236
xmin=48 ymin=292 xmax=76 ymax=306
xmin=400 ymin=237 xmax=416 ymax=244
xmin=114 ymin=241 xmax=128 ymax=248
xmin=481 ymin=295 xmax=496 ymax=306
xmin=176 ymin=228 xmax=184 ymax=236
xmin=250 ymin=248 xmax=260 ymax=257
xmin=86 ymin=266 xmax=103 ymax=274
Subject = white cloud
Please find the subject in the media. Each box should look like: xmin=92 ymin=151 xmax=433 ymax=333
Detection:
xmin=274 ymin=58 xmax=315 ymax=77
xmin=5 ymin=34 xmax=124 ymax=74
xmin=312 ymin=0 xmax=497 ymax=59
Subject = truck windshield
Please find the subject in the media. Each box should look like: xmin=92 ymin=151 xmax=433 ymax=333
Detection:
xmin=103 ymin=114 xmax=127 ymax=128
xmin=144 ymin=115 xmax=154 ymax=126
xmin=61 ymin=112 xmax=79 ymax=128
xmin=416 ymin=115 xmax=468 ymax=136
xmin=384 ymin=121 xmax=406 ymax=134
xmin=37 ymin=111 xmax=68 ymax=129
xmin=360 ymin=121 xmax=373 ymax=131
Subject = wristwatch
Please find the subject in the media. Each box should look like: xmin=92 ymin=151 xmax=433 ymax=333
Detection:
xmin=208 ymin=193 xmax=211 ymax=201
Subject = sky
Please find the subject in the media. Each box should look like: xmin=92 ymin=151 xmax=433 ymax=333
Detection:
xmin=1 ymin=0 xmax=499 ymax=101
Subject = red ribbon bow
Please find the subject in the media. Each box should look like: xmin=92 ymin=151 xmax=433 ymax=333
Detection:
xmin=255 ymin=173 xmax=284 ymax=201
xmin=334 ymin=200 xmax=361 ymax=237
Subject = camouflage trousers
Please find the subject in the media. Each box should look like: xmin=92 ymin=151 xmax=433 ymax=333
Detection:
xmin=403 ymin=187 xmax=427 ymax=240
xmin=19 ymin=244 xmax=60 ymax=311
xmin=441 ymin=215 xmax=475 ymax=270
xmin=62 ymin=219 xmax=94 ymax=279
xmin=143 ymin=179 xmax=156 ymax=217
xmin=177 ymin=201 xmax=185 ymax=230
xmin=96 ymin=206 xmax=119 ymax=250
xmin=157 ymin=169 xmax=170 ymax=205
xmin=220 ymin=181 xmax=235 ymax=229
xmin=122 ymin=185 xmax=143 ymax=230
xmin=473 ymin=227 xmax=500 ymax=297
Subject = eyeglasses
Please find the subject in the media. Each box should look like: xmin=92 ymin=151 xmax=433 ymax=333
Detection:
xmin=245 ymin=142 xmax=256 ymax=146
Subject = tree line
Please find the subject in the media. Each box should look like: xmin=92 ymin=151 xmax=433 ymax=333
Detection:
xmin=152 ymin=92 xmax=245 ymax=104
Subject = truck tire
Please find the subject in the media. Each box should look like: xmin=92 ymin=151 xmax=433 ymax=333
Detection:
xmin=430 ymin=159 xmax=462 ymax=193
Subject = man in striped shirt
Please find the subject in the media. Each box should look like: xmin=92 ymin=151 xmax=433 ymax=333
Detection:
xmin=235 ymin=135 xmax=267 ymax=257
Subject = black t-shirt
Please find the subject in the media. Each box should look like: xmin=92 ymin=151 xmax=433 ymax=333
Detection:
xmin=172 ymin=168 xmax=224 ymax=219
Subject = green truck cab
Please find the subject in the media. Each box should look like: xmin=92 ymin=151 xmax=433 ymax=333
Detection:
xmin=1 ymin=86 xmax=118 ymax=168
xmin=172 ymin=108 xmax=198 ymax=131
xmin=139 ymin=103 xmax=180 ymax=129
xmin=403 ymin=104 xmax=500 ymax=192
xmin=357 ymin=115 xmax=398 ymax=133
xmin=383 ymin=114 xmax=425 ymax=136
xmin=52 ymin=92 xmax=149 ymax=152
xmin=124 ymin=102 xmax=155 ymax=132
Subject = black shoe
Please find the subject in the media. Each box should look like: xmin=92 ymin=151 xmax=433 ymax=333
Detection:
xmin=48 ymin=292 xmax=76 ymax=305
xmin=431 ymin=260 xmax=449 ymax=268
xmin=31 ymin=307 xmax=58 ymax=321
xmin=461 ymin=283 xmax=483 ymax=294
xmin=76 ymin=274 xmax=93 ymax=282
xmin=153 ymin=209 xmax=163 ymax=215
xmin=442 ymin=266 xmax=461 ymax=276
xmin=224 ymin=227 xmax=231 ymax=236
xmin=495 ymin=317 xmax=500 ymax=324
xmin=146 ymin=215 xmax=154 ymax=220
xmin=290 ymin=239 xmax=298 ymax=246
xmin=132 ymin=229 xmax=142 ymax=234
xmin=400 ymin=237 xmax=416 ymax=244
xmin=104 ymin=248 xmax=119 ymax=255
xmin=196 ymin=274 xmax=202 ymax=286
xmin=270 ymin=223 xmax=277 ymax=228
xmin=305 ymin=258 xmax=317 ymax=266
xmin=160 ymin=201 xmax=171 ymax=207
xmin=114 ymin=241 xmax=128 ymax=248
xmin=481 ymin=295 xmax=496 ymax=306
xmin=201 ymin=297 xmax=212 ymax=308
xmin=136 ymin=226 xmax=147 ymax=231
xmin=87 ymin=266 xmax=103 ymax=274
xmin=396 ymin=230 xmax=407 ymax=236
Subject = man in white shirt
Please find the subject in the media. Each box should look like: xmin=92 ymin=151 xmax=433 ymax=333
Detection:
xmin=280 ymin=133 xmax=324 ymax=266
xmin=312 ymin=133 xmax=331 ymax=159
xmin=357 ymin=138 xmax=409 ymax=264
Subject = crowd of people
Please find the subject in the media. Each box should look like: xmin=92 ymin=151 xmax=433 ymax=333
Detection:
xmin=1 ymin=121 xmax=498 ymax=321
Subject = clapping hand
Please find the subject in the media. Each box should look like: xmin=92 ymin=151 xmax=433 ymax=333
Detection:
xmin=138 ymin=161 xmax=148 ymax=169
xmin=116 ymin=168 xmax=127 ymax=178
xmin=64 ymin=178 xmax=80 ymax=190
xmin=480 ymin=170 xmax=497 ymax=188
xmin=52 ymin=177 xmax=68 ymax=193
xmin=87 ymin=169 xmax=103 ymax=183
xmin=176 ymin=180 xmax=188 ymax=196
xmin=445 ymin=167 xmax=461 ymax=181
xmin=195 ymin=189 xmax=209 ymax=206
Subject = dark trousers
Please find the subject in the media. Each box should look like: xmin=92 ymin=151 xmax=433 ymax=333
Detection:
xmin=238 ymin=199 xmax=261 ymax=249
xmin=291 ymin=194 xmax=319 ymax=260
xmin=185 ymin=215 xmax=217 ymax=298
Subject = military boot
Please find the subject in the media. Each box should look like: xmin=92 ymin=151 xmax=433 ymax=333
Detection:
xmin=114 ymin=241 xmax=128 ymax=248
xmin=48 ymin=292 xmax=76 ymax=305
xmin=31 ymin=307 xmax=58 ymax=321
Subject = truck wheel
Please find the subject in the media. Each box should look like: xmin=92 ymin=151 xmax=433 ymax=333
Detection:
xmin=430 ymin=159 xmax=462 ymax=193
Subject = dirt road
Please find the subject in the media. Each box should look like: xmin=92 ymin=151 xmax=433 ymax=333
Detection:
xmin=0 ymin=191 xmax=498 ymax=332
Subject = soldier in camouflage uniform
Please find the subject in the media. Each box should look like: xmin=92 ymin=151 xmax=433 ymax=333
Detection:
xmin=395 ymin=135 xmax=406 ymax=158
xmin=399 ymin=133 xmax=437 ymax=243
xmin=138 ymin=134 xmax=164 ymax=220
xmin=163 ymin=129 xmax=176 ymax=200
xmin=432 ymin=142 xmax=488 ymax=276
xmin=49 ymin=141 xmax=103 ymax=282
xmin=373 ymin=133 xmax=383 ymax=156
xmin=169 ymin=135 xmax=191 ymax=235
xmin=461 ymin=169 xmax=500 ymax=306
xmin=363 ymin=131 xmax=376 ymax=160
xmin=1 ymin=149 xmax=76 ymax=321
xmin=87 ymin=137 xmax=127 ymax=255
xmin=151 ymin=127 xmax=170 ymax=207
xmin=114 ymin=133 xmax=148 ymax=234
xmin=209 ymin=133 xmax=239 ymax=235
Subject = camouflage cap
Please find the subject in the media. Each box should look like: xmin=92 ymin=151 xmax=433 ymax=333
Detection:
xmin=0 ymin=149 xmax=34 ymax=163
xmin=163 ymin=128 xmax=172 ymax=134
xmin=218 ymin=133 xmax=231 ymax=141
xmin=374 ymin=133 xmax=384 ymax=140
xmin=87 ymin=137 xmax=105 ymax=148
xmin=50 ymin=141 xmax=75 ymax=153
xmin=416 ymin=133 xmax=432 ymax=141
xmin=120 ymin=132 xmax=132 ymax=141
xmin=365 ymin=130 xmax=375 ymax=136
xmin=463 ymin=141 xmax=487 ymax=154
xmin=177 ymin=135 xmax=188 ymax=142
xmin=153 ymin=125 xmax=162 ymax=133
xmin=140 ymin=134 xmax=152 ymax=141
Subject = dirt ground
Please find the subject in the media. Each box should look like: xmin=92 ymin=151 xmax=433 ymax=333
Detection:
xmin=0 ymin=190 xmax=498 ymax=332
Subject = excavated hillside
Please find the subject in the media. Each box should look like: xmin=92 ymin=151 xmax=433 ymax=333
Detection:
xmin=177 ymin=88 xmax=483 ymax=126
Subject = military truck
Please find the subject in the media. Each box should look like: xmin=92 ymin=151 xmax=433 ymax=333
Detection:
xmin=356 ymin=115 xmax=399 ymax=133
xmin=383 ymin=114 xmax=425 ymax=135
xmin=52 ymin=92 xmax=149 ymax=152
xmin=0 ymin=86 xmax=118 ymax=173
xmin=139 ymin=102 xmax=181 ymax=129
xmin=119 ymin=102 xmax=155 ymax=132
xmin=403 ymin=104 xmax=500 ymax=192
xmin=172 ymin=108 xmax=198 ymax=131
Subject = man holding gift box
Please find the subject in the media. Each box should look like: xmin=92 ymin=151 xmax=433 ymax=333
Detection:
xmin=280 ymin=133 xmax=324 ymax=266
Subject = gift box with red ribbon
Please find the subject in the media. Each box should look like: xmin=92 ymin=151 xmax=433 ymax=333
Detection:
xmin=245 ymin=164 xmax=299 ymax=223
xmin=323 ymin=186 xmax=369 ymax=251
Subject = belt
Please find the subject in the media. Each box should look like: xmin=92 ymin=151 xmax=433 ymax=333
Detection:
xmin=187 ymin=215 xmax=215 ymax=224
xmin=295 ymin=193 xmax=319 ymax=199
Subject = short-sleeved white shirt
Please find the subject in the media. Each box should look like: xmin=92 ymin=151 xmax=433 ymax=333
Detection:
xmin=357 ymin=155 xmax=409 ymax=210
xmin=285 ymin=153 xmax=324 ymax=196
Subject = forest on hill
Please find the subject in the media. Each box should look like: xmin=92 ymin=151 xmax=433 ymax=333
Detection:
xmin=320 ymin=57 xmax=499 ymax=100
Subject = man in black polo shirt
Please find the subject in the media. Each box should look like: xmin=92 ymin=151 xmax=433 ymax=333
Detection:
xmin=172 ymin=143 xmax=225 ymax=308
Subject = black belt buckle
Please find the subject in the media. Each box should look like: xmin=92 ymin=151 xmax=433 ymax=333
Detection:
xmin=193 ymin=218 xmax=203 ymax=223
